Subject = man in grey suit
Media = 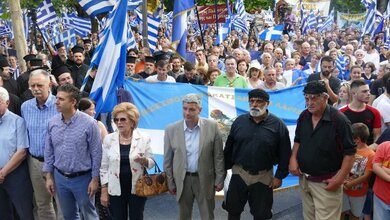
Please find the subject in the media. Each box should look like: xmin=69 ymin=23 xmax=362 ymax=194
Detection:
xmin=164 ymin=93 xmax=225 ymax=220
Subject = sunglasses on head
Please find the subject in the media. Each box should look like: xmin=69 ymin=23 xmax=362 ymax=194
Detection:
xmin=113 ymin=117 xmax=128 ymax=123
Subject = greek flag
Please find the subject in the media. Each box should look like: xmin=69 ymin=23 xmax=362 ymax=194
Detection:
xmin=336 ymin=55 xmax=346 ymax=77
xmin=153 ymin=0 xmax=164 ymax=19
xmin=52 ymin=29 xmax=76 ymax=49
xmin=78 ymin=0 xmax=142 ymax=17
xmin=307 ymin=10 xmax=317 ymax=30
xmin=258 ymin=24 xmax=283 ymax=41
xmin=172 ymin=0 xmax=195 ymax=60
xmin=62 ymin=12 xmax=91 ymax=37
xmin=87 ymin=0 xmax=128 ymax=114
xmin=361 ymin=2 xmax=376 ymax=38
xmin=232 ymin=0 xmax=248 ymax=34
xmin=215 ymin=16 xmax=231 ymax=45
xmin=127 ymin=22 xmax=137 ymax=50
xmin=134 ymin=9 xmax=161 ymax=53
xmin=36 ymin=0 xmax=58 ymax=29
xmin=361 ymin=0 xmax=375 ymax=9
xmin=22 ymin=10 xmax=31 ymax=40
xmin=318 ymin=9 xmax=334 ymax=32
xmin=0 ymin=24 xmax=12 ymax=36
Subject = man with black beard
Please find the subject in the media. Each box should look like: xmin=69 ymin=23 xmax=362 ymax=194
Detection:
xmin=51 ymin=42 xmax=70 ymax=71
xmin=69 ymin=46 xmax=88 ymax=89
xmin=307 ymin=56 xmax=341 ymax=105
xmin=223 ymin=89 xmax=291 ymax=220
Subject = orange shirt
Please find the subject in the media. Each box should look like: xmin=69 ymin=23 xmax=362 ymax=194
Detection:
xmin=344 ymin=147 xmax=375 ymax=197
xmin=135 ymin=60 xmax=145 ymax=74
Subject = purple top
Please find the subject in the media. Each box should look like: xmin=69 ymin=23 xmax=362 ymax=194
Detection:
xmin=43 ymin=110 xmax=102 ymax=177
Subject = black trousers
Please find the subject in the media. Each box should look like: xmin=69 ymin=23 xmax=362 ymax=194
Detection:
xmin=224 ymin=174 xmax=273 ymax=220
xmin=0 ymin=161 xmax=34 ymax=220
xmin=109 ymin=193 xmax=146 ymax=220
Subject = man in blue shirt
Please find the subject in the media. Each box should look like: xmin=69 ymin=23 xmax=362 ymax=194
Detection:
xmin=21 ymin=69 xmax=62 ymax=219
xmin=43 ymin=84 xmax=102 ymax=220
xmin=0 ymin=87 xmax=33 ymax=220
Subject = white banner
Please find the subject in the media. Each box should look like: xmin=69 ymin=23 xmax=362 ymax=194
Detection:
xmin=276 ymin=0 xmax=331 ymax=17
xmin=336 ymin=11 xmax=366 ymax=30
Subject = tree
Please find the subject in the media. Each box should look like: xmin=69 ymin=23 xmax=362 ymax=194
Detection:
xmin=8 ymin=0 xmax=27 ymax=72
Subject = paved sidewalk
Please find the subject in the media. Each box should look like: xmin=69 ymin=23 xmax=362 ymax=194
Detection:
xmin=144 ymin=186 xmax=303 ymax=220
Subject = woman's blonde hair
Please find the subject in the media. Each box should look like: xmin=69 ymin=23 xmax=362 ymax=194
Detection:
xmin=112 ymin=102 xmax=140 ymax=128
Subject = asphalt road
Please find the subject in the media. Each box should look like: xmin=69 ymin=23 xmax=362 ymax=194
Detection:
xmin=143 ymin=186 xmax=303 ymax=220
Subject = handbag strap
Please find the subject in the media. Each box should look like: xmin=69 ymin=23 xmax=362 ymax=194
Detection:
xmin=143 ymin=158 xmax=162 ymax=174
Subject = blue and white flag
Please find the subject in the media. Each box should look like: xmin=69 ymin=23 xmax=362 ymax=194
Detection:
xmin=361 ymin=2 xmax=376 ymax=39
xmin=52 ymin=29 xmax=76 ymax=49
xmin=87 ymin=0 xmax=128 ymax=114
xmin=336 ymin=55 xmax=346 ymax=78
xmin=215 ymin=16 xmax=231 ymax=45
xmin=233 ymin=0 xmax=248 ymax=34
xmin=307 ymin=10 xmax=317 ymax=30
xmin=172 ymin=0 xmax=195 ymax=60
xmin=318 ymin=8 xmax=334 ymax=32
xmin=0 ymin=24 xmax=12 ymax=37
xmin=258 ymin=24 xmax=283 ymax=41
xmin=134 ymin=9 xmax=161 ymax=53
xmin=62 ymin=12 xmax=91 ymax=37
xmin=78 ymin=0 xmax=142 ymax=17
xmin=123 ymin=80 xmax=304 ymax=187
xmin=36 ymin=0 xmax=58 ymax=29
xmin=127 ymin=22 xmax=137 ymax=50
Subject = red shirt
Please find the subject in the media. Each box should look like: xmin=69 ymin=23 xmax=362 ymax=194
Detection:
xmin=373 ymin=141 xmax=390 ymax=205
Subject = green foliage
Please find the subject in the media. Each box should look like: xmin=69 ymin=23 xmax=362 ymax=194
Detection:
xmin=166 ymin=0 xmax=273 ymax=12
xmin=331 ymin=0 xmax=366 ymax=13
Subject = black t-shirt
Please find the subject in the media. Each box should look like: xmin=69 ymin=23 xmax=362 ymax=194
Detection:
xmin=224 ymin=112 xmax=291 ymax=180
xmin=295 ymin=106 xmax=356 ymax=176
xmin=176 ymin=74 xmax=205 ymax=85
xmin=340 ymin=105 xmax=381 ymax=145
xmin=370 ymin=78 xmax=385 ymax=97
xmin=119 ymin=144 xmax=132 ymax=194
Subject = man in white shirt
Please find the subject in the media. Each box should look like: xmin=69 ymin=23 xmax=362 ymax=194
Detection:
xmin=146 ymin=60 xmax=176 ymax=83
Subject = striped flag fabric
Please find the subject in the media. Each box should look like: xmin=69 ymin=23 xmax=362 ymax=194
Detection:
xmin=78 ymin=0 xmax=142 ymax=17
xmin=258 ymin=24 xmax=283 ymax=41
xmin=0 ymin=24 xmax=12 ymax=36
xmin=36 ymin=0 xmax=58 ymax=29
xmin=84 ymin=0 xmax=128 ymax=114
xmin=127 ymin=22 xmax=137 ymax=50
xmin=62 ymin=12 xmax=91 ymax=37
xmin=233 ymin=0 xmax=248 ymax=34
xmin=361 ymin=2 xmax=376 ymax=39
xmin=52 ymin=29 xmax=76 ymax=49
xmin=134 ymin=8 xmax=161 ymax=53
xmin=336 ymin=55 xmax=346 ymax=79
xmin=307 ymin=10 xmax=317 ymax=30
xmin=318 ymin=9 xmax=334 ymax=32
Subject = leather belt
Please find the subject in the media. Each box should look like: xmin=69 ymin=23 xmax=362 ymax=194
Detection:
xmin=31 ymin=155 xmax=44 ymax=162
xmin=56 ymin=168 xmax=91 ymax=178
xmin=303 ymin=171 xmax=338 ymax=183
xmin=186 ymin=172 xmax=198 ymax=176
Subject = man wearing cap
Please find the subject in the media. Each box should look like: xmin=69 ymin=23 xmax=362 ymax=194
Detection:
xmin=223 ymin=89 xmax=291 ymax=220
xmin=83 ymin=39 xmax=93 ymax=65
xmin=52 ymin=65 xmax=74 ymax=87
xmin=17 ymin=54 xmax=37 ymax=96
xmin=307 ymin=56 xmax=341 ymax=105
xmin=51 ymin=42 xmax=70 ymax=71
xmin=69 ymin=45 xmax=88 ymax=89
xmin=135 ymin=47 xmax=151 ymax=74
xmin=164 ymin=93 xmax=225 ymax=220
xmin=126 ymin=56 xmax=137 ymax=77
xmin=21 ymin=69 xmax=63 ymax=220
xmin=139 ymin=56 xmax=156 ymax=79
xmin=289 ymin=81 xmax=356 ymax=220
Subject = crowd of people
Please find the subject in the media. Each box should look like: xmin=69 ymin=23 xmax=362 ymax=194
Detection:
xmin=1 ymin=5 xmax=390 ymax=220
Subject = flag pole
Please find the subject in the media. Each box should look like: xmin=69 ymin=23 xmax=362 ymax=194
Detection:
xmin=215 ymin=0 xmax=218 ymax=37
xmin=194 ymin=0 xmax=206 ymax=50
xmin=142 ymin=0 xmax=149 ymax=48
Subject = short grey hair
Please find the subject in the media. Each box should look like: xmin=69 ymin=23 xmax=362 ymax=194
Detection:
xmin=0 ymin=87 xmax=9 ymax=102
xmin=29 ymin=69 xmax=51 ymax=81
xmin=183 ymin=93 xmax=201 ymax=107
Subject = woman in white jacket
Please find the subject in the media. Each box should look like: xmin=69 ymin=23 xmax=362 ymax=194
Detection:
xmin=100 ymin=102 xmax=155 ymax=220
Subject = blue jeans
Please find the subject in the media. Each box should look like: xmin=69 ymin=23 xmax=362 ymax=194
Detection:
xmin=374 ymin=194 xmax=390 ymax=220
xmin=54 ymin=169 xmax=99 ymax=220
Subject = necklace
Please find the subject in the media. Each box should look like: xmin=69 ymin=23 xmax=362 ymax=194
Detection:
xmin=120 ymin=134 xmax=132 ymax=141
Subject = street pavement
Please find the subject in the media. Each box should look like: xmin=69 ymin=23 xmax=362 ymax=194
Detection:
xmin=144 ymin=186 xmax=303 ymax=220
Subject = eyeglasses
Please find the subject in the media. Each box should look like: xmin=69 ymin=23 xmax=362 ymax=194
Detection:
xmin=113 ymin=117 xmax=128 ymax=123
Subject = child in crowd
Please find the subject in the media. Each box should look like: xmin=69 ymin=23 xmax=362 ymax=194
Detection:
xmin=372 ymin=141 xmax=390 ymax=220
xmin=341 ymin=123 xmax=375 ymax=220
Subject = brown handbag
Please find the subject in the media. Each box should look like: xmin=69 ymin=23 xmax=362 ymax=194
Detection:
xmin=135 ymin=159 xmax=168 ymax=197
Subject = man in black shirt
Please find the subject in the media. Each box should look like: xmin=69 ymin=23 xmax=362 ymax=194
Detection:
xmin=307 ymin=56 xmax=341 ymax=105
xmin=289 ymin=81 xmax=356 ymax=220
xmin=176 ymin=62 xmax=204 ymax=85
xmin=223 ymin=89 xmax=291 ymax=220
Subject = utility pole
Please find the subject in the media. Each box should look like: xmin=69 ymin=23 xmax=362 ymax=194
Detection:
xmin=8 ymin=0 xmax=27 ymax=72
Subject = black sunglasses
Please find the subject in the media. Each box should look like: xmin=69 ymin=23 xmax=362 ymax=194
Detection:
xmin=113 ymin=117 xmax=128 ymax=123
